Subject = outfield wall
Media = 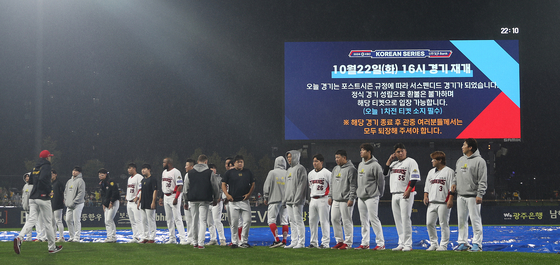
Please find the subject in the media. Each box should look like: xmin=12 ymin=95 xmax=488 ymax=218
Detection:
xmin=1 ymin=202 xmax=558 ymax=229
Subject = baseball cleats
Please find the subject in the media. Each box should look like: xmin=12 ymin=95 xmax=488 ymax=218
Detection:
xmin=426 ymin=245 xmax=438 ymax=251
xmin=240 ymin=243 xmax=251 ymax=248
xmin=207 ymin=240 xmax=218 ymax=246
xmin=129 ymin=238 xmax=138 ymax=243
xmin=306 ymin=244 xmax=317 ymax=249
xmin=331 ymin=242 xmax=344 ymax=249
xmin=164 ymin=240 xmax=176 ymax=244
xmin=293 ymin=244 xmax=304 ymax=249
xmin=147 ymin=240 xmax=155 ymax=243
xmin=220 ymin=240 xmax=227 ymax=246
xmin=318 ymin=245 xmax=329 ymax=249
xmin=456 ymin=243 xmax=469 ymax=251
xmin=402 ymin=247 xmax=412 ymax=252
xmin=469 ymin=244 xmax=482 ymax=252
xmin=230 ymin=244 xmax=238 ymax=249
xmin=284 ymin=243 xmax=296 ymax=249
xmin=355 ymin=245 xmax=369 ymax=250
xmin=270 ymin=241 xmax=284 ymax=248
xmin=372 ymin=245 xmax=385 ymax=250
xmin=436 ymin=246 xmax=447 ymax=251
xmin=49 ymin=245 xmax=63 ymax=254
xmin=392 ymin=245 xmax=404 ymax=251
xmin=338 ymin=244 xmax=351 ymax=250
xmin=56 ymin=237 xmax=66 ymax=243
xmin=14 ymin=237 xmax=22 ymax=254
xmin=197 ymin=245 xmax=205 ymax=249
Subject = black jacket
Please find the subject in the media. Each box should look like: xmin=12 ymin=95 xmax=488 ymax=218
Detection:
xmin=100 ymin=178 xmax=120 ymax=207
xmin=29 ymin=158 xmax=53 ymax=200
xmin=51 ymin=178 xmax=65 ymax=210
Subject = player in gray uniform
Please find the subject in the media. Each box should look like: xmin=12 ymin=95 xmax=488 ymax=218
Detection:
xmin=329 ymin=150 xmax=357 ymax=250
xmin=356 ymin=143 xmax=385 ymax=250
xmin=423 ymin=151 xmax=455 ymax=251
xmin=453 ymin=138 xmax=487 ymax=252
xmin=282 ymin=150 xmax=308 ymax=249
xmin=263 ymin=156 xmax=289 ymax=248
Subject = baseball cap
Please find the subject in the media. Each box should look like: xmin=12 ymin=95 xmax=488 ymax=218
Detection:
xmin=39 ymin=150 xmax=54 ymax=158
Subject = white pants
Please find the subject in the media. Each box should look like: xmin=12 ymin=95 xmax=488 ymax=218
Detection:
xmin=457 ymin=196 xmax=483 ymax=246
xmin=52 ymin=208 xmax=65 ymax=239
xmin=229 ymin=200 xmax=251 ymax=245
xmin=66 ymin=203 xmax=84 ymax=241
xmin=286 ymin=204 xmax=305 ymax=246
xmin=141 ymin=209 xmax=156 ymax=240
xmin=391 ymin=192 xmax=415 ymax=248
xmin=426 ymin=202 xmax=451 ymax=248
xmin=267 ymin=203 xmax=289 ymax=226
xmin=163 ymin=195 xmax=186 ymax=242
xmin=209 ymin=201 xmax=225 ymax=242
xmin=127 ymin=201 xmax=143 ymax=240
xmin=331 ymin=200 xmax=354 ymax=245
xmin=19 ymin=199 xmax=56 ymax=251
xmin=309 ymin=197 xmax=330 ymax=247
xmin=141 ymin=208 xmax=156 ymax=240
xmin=23 ymin=211 xmax=32 ymax=240
xmin=190 ymin=201 xmax=210 ymax=246
xmin=104 ymin=200 xmax=119 ymax=240
xmin=185 ymin=203 xmax=194 ymax=243
xmin=358 ymin=196 xmax=385 ymax=247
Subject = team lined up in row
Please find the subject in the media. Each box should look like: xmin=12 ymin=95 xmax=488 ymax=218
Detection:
xmin=13 ymin=138 xmax=485 ymax=254
xmin=261 ymin=139 xmax=486 ymax=252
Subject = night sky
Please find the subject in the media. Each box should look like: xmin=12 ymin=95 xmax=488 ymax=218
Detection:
xmin=1 ymin=1 xmax=559 ymax=195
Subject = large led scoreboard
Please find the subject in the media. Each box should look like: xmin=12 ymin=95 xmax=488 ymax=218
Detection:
xmin=284 ymin=40 xmax=520 ymax=141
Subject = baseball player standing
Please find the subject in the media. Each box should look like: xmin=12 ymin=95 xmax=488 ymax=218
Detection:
xmin=356 ymin=143 xmax=385 ymax=250
xmin=423 ymin=151 xmax=455 ymax=251
xmin=99 ymin=168 xmax=120 ymax=243
xmin=161 ymin=158 xmax=188 ymax=245
xmin=329 ymin=150 xmax=357 ymax=250
xmin=185 ymin=155 xmax=221 ymax=249
xmin=64 ymin=166 xmax=86 ymax=242
xmin=282 ymin=150 xmax=308 ymax=249
xmin=307 ymin=154 xmax=331 ymax=249
xmin=126 ymin=163 xmax=144 ymax=243
xmin=454 ymin=138 xmax=487 ymax=252
xmin=183 ymin=159 xmax=196 ymax=245
xmin=385 ymin=143 xmax=420 ymax=252
xmin=263 ymin=156 xmax=289 ymax=248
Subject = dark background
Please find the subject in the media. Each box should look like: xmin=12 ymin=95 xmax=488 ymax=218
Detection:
xmin=1 ymin=0 xmax=559 ymax=199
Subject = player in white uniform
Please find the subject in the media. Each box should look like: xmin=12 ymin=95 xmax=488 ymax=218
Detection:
xmin=126 ymin=163 xmax=144 ymax=243
xmin=161 ymin=157 xmax=187 ymax=244
xmin=423 ymin=151 xmax=455 ymax=251
xmin=453 ymin=138 xmax=487 ymax=252
xmin=356 ymin=143 xmax=385 ymax=250
xmin=307 ymin=154 xmax=331 ymax=249
xmin=182 ymin=159 xmax=196 ymax=245
xmin=384 ymin=143 xmax=420 ymax=252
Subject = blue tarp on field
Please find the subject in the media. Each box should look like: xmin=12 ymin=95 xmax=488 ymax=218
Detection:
xmin=1 ymin=226 xmax=559 ymax=253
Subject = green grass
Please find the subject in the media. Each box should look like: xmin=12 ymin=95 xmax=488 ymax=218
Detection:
xmin=1 ymin=241 xmax=559 ymax=265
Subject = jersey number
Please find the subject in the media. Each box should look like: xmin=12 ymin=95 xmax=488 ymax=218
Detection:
xmin=398 ymin=175 xmax=405 ymax=181
xmin=317 ymin=185 xmax=323 ymax=191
